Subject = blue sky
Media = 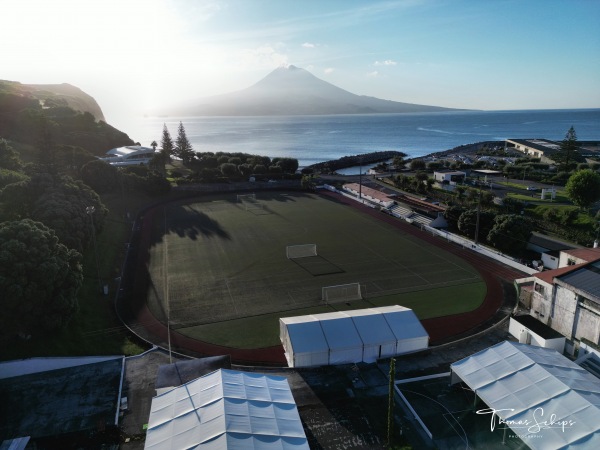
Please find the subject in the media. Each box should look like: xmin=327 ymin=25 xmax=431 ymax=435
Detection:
xmin=1 ymin=0 xmax=599 ymax=129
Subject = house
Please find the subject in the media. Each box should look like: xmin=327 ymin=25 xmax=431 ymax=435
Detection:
xmin=527 ymin=232 xmax=579 ymax=269
xmin=530 ymin=260 xmax=600 ymax=354
xmin=433 ymin=169 xmax=466 ymax=184
xmin=99 ymin=145 xmax=157 ymax=166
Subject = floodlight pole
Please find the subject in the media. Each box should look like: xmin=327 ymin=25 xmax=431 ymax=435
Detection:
xmin=359 ymin=157 xmax=363 ymax=204
xmin=86 ymin=206 xmax=102 ymax=294
xmin=164 ymin=207 xmax=172 ymax=363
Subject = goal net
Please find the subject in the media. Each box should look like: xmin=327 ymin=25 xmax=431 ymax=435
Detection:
xmin=322 ymin=282 xmax=362 ymax=304
xmin=237 ymin=193 xmax=256 ymax=202
xmin=286 ymin=244 xmax=317 ymax=259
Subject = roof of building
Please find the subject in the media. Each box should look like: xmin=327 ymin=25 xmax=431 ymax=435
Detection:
xmin=528 ymin=232 xmax=579 ymax=252
xmin=558 ymin=260 xmax=600 ymax=301
xmin=534 ymin=263 xmax=586 ymax=285
xmin=343 ymin=183 xmax=394 ymax=203
xmin=511 ymin=314 xmax=564 ymax=340
xmin=451 ymin=341 xmax=600 ymax=450
xmin=105 ymin=145 xmax=155 ymax=157
xmin=507 ymin=138 xmax=562 ymax=155
xmin=145 ymin=369 xmax=309 ymax=450
xmin=561 ymin=247 xmax=600 ymax=264
xmin=0 ymin=357 xmax=123 ymax=441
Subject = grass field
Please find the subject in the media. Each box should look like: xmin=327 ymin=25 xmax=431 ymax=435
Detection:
xmin=143 ymin=191 xmax=485 ymax=348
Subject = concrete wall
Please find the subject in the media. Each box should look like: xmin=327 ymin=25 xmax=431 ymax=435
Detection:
xmin=574 ymin=306 xmax=600 ymax=345
xmin=549 ymin=285 xmax=579 ymax=339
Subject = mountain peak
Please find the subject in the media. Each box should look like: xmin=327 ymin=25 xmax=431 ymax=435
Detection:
xmin=171 ymin=66 xmax=465 ymax=116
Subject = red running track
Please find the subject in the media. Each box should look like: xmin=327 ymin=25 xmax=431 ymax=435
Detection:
xmin=130 ymin=190 xmax=527 ymax=365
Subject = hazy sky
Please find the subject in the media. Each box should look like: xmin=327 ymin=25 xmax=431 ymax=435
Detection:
xmin=2 ymin=0 xmax=599 ymax=130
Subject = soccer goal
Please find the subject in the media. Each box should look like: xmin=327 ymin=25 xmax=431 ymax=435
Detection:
xmin=322 ymin=282 xmax=363 ymax=304
xmin=286 ymin=244 xmax=317 ymax=259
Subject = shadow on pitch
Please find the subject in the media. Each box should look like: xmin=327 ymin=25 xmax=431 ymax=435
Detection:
xmin=292 ymin=255 xmax=345 ymax=276
xmin=167 ymin=204 xmax=231 ymax=241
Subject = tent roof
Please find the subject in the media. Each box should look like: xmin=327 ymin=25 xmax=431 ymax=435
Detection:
xmin=371 ymin=306 xmax=429 ymax=340
xmin=342 ymin=309 xmax=396 ymax=345
xmin=145 ymin=369 xmax=308 ymax=450
xmin=315 ymin=312 xmax=363 ymax=350
xmin=284 ymin=319 xmax=329 ymax=354
xmin=451 ymin=341 xmax=600 ymax=449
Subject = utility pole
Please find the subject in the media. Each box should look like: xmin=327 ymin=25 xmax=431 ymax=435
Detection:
xmin=387 ymin=357 xmax=396 ymax=447
xmin=359 ymin=157 xmax=363 ymax=204
xmin=474 ymin=188 xmax=482 ymax=245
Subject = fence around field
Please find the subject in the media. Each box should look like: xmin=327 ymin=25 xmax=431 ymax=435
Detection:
xmin=320 ymin=184 xmax=537 ymax=276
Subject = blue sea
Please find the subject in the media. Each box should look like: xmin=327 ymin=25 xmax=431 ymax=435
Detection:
xmin=124 ymin=109 xmax=600 ymax=167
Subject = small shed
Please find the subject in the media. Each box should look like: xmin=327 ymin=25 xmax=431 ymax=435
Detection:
xmin=279 ymin=316 xmax=329 ymax=368
xmin=343 ymin=309 xmax=397 ymax=362
xmin=509 ymin=314 xmax=566 ymax=353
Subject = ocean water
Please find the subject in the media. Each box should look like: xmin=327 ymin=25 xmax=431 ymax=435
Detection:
xmin=123 ymin=109 xmax=600 ymax=167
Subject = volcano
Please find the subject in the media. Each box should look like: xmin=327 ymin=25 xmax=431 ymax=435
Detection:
xmin=169 ymin=65 xmax=464 ymax=116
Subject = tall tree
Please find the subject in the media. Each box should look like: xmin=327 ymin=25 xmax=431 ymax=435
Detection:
xmin=487 ymin=214 xmax=534 ymax=255
xmin=565 ymin=169 xmax=600 ymax=210
xmin=0 ymin=219 xmax=83 ymax=341
xmin=175 ymin=121 xmax=194 ymax=164
xmin=554 ymin=126 xmax=580 ymax=170
xmin=160 ymin=123 xmax=174 ymax=159
xmin=0 ymin=138 xmax=23 ymax=171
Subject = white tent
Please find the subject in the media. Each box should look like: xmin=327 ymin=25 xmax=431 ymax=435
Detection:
xmin=145 ymin=369 xmax=309 ymax=450
xmin=317 ymin=312 xmax=364 ymax=365
xmin=343 ymin=309 xmax=397 ymax=362
xmin=372 ymin=305 xmax=429 ymax=354
xmin=451 ymin=341 xmax=600 ymax=449
xmin=279 ymin=316 xmax=329 ymax=368
xmin=280 ymin=306 xmax=428 ymax=367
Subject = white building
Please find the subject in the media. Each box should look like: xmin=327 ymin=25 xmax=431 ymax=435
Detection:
xmin=433 ymin=170 xmax=466 ymax=184
xmin=530 ymin=260 xmax=600 ymax=354
xmin=280 ymin=306 xmax=429 ymax=368
xmin=99 ymin=145 xmax=157 ymax=166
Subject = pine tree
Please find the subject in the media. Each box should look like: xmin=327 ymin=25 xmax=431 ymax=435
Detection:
xmin=160 ymin=124 xmax=174 ymax=158
xmin=175 ymin=121 xmax=194 ymax=164
xmin=555 ymin=126 xmax=580 ymax=170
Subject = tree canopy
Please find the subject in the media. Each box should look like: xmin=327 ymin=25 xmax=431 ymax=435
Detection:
xmin=0 ymin=219 xmax=83 ymax=341
xmin=487 ymin=214 xmax=534 ymax=255
xmin=0 ymin=173 xmax=107 ymax=252
xmin=565 ymin=169 xmax=600 ymax=210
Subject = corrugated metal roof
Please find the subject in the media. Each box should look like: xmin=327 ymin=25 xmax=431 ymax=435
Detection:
xmin=559 ymin=260 xmax=600 ymax=301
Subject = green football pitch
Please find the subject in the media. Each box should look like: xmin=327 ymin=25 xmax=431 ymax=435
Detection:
xmin=144 ymin=191 xmax=485 ymax=348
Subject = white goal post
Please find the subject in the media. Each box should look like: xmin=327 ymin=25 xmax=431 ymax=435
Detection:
xmin=322 ymin=282 xmax=363 ymax=303
xmin=286 ymin=244 xmax=317 ymax=259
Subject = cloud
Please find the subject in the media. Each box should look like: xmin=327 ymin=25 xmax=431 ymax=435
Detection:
xmin=367 ymin=71 xmax=379 ymax=77
xmin=324 ymin=67 xmax=335 ymax=74
xmin=302 ymin=42 xmax=316 ymax=48
xmin=374 ymin=59 xmax=397 ymax=66
xmin=239 ymin=44 xmax=289 ymax=69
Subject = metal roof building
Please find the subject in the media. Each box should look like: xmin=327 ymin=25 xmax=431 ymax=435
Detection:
xmin=145 ymin=369 xmax=309 ymax=450
xmin=451 ymin=341 xmax=600 ymax=449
